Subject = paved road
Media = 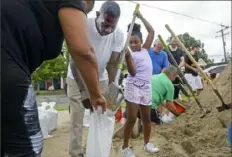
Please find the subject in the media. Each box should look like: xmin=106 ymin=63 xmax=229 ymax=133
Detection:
xmin=36 ymin=94 xmax=68 ymax=107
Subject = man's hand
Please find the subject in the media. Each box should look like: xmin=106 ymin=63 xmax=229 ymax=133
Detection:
xmin=192 ymin=68 xmax=198 ymax=73
xmin=91 ymin=94 xmax=107 ymax=112
xmin=134 ymin=10 xmax=143 ymax=19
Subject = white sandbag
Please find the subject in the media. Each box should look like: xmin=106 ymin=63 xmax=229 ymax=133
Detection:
xmin=161 ymin=112 xmax=175 ymax=123
xmin=38 ymin=106 xmax=49 ymax=139
xmin=83 ymin=109 xmax=90 ymax=127
xmin=86 ymin=107 xmax=115 ymax=157
xmin=47 ymin=101 xmax=58 ymax=133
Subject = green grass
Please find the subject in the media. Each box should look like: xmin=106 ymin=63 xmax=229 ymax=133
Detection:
xmin=54 ymin=105 xmax=69 ymax=111
xmin=120 ymin=100 xmax=126 ymax=108
xmin=35 ymin=89 xmax=65 ymax=96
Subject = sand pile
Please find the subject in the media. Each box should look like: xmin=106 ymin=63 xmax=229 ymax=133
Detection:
xmin=111 ymin=63 xmax=231 ymax=157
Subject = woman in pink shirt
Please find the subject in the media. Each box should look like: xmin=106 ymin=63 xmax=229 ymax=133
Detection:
xmin=122 ymin=11 xmax=158 ymax=157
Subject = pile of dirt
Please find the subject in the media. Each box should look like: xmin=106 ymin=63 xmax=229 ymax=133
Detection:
xmin=111 ymin=63 xmax=231 ymax=157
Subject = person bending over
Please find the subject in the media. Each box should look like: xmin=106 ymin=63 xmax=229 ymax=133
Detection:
xmin=66 ymin=1 xmax=124 ymax=157
xmin=122 ymin=11 xmax=158 ymax=157
xmin=151 ymin=66 xmax=181 ymax=125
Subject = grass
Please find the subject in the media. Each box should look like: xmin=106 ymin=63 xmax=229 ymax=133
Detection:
xmin=54 ymin=105 xmax=69 ymax=111
xmin=35 ymin=89 xmax=65 ymax=96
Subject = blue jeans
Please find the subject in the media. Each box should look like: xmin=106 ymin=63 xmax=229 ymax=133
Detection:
xmin=229 ymin=122 xmax=232 ymax=151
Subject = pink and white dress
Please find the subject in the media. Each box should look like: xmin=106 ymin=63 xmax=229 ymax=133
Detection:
xmin=124 ymin=48 xmax=153 ymax=106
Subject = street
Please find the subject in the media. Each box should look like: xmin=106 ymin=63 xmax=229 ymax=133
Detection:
xmin=36 ymin=94 xmax=68 ymax=107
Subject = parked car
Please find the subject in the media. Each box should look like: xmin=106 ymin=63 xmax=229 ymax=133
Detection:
xmin=204 ymin=64 xmax=227 ymax=79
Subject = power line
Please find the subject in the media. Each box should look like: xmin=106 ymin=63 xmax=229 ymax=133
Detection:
xmin=126 ymin=1 xmax=231 ymax=28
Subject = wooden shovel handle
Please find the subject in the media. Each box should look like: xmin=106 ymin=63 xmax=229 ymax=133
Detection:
xmin=165 ymin=24 xmax=217 ymax=90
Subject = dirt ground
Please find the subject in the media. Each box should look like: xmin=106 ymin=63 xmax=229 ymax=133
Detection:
xmin=42 ymin=64 xmax=231 ymax=157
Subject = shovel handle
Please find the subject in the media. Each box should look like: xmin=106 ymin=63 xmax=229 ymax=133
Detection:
xmin=165 ymin=24 xmax=226 ymax=104
xmin=158 ymin=34 xmax=206 ymax=114
xmin=114 ymin=4 xmax=140 ymax=84
xmin=165 ymin=25 xmax=214 ymax=88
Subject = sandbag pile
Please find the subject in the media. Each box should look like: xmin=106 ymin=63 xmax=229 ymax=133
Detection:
xmin=38 ymin=102 xmax=58 ymax=139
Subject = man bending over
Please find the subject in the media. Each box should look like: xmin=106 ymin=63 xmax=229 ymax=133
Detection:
xmin=151 ymin=65 xmax=181 ymax=125
xmin=67 ymin=1 xmax=124 ymax=157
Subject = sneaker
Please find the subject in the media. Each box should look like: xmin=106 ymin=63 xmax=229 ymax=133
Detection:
xmin=144 ymin=143 xmax=159 ymax=153
xmin=122 ymin=147 xmax=135 ymax=157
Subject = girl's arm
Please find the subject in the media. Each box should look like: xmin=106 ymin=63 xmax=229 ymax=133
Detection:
xmin=136 ymin=12 xmax=154 ymax=50
xmin=125 ymin=49 xmax=136 ymax=76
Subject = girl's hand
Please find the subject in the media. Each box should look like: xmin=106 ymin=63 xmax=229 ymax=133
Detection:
xmin=125 ymin=48 xmax=131 ymax=58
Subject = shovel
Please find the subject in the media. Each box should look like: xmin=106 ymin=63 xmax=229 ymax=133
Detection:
xmin=165 ymin=24 xmax=231 ymax=112
xmin=103 ymin=4 xmax=140 ymax=113
xmin=158 ymin=35 xmax=209 ymax=118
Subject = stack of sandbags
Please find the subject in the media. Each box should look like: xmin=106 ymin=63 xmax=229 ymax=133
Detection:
xmin=38 ymin=103 xmax=49 ymax=139
xmin=38 ymin=101 xmax=58 ymax=139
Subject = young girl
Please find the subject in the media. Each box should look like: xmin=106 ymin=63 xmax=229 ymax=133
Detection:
xmin=123 ymin=11 xmax=158 ymax=156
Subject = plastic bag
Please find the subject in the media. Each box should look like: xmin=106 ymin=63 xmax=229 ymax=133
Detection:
xmin=161 ymin=112 xmax=175 ymax=123
xmin=47 ymin=102 xmax=58 ymax=133
xmin=86 ymin=107 xmax=115 ymax=157
xmin=83 ymin=109 xmax=91 ymax=127
xmin=38 ymin=105 xmax=49 ymax=139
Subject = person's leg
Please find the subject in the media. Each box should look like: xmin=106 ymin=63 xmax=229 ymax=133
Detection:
xmin=184 ymin=73 xmax=196 ymax=92
xmin=122 ymin=101 xmax=139 ymax=149
xmin=67 ymin=77 xmax=85 ymax=157
xmin=139 ymin=105 xmax=151 ymax=144
xmin=2 ymin=50 xmax=43 ymax=157
xmin=172 ymin=78 xmax=180 ymax=100
xmin=150 ymin=108 xmax=162 ymax=126
xmin=195 ymin=75 xmax=203 ymax=96
xmin=139 ymin=83 xmax=159 ymax=153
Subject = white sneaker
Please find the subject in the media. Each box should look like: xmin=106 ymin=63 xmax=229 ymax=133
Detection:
xmin=144 ymin=143 xmax=159 ymax=153
xmin=122 ymin=147 xmax=135 ymax=157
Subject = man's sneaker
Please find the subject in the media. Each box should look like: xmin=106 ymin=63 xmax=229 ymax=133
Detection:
xmin=122 ymin=147 xmax=135 ymax=157
xmin=144 ymin=143 xmax=159 ymax=153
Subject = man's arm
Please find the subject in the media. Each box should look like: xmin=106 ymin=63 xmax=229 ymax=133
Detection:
xmin=166 ymin=101 xmax=180 ymax=116
xmin=184 ymin=55 xmax=197 ymax=72
xmin=70 ymin=58 xmax=89 ymax=100
xmin=164 ymin=82 xmax=180 ymax=116
xmin=179 ymin=56 xmax=185 ymax=68
xmin=106 ymin=52 xmax=121 ymax=84
xmin=106 ymin=29 xmax=124 ymax=84
xmin=58 ymin=7 xmax=101 ymax=100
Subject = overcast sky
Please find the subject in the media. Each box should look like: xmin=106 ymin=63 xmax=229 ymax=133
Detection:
xmin=88 ymin=1 xmax=231 ymax=63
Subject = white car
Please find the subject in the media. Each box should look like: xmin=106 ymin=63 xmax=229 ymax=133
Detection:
xmin=203 ymin=64 xmax=227 ymax=79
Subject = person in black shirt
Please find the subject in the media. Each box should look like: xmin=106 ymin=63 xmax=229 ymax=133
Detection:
xmin=168 ymin=37 xmax=185 ymax=99
xmin=184 ymin=43 xmax=203 ymax=95
xmin=1 ymin=1 xmax=107 ymax=156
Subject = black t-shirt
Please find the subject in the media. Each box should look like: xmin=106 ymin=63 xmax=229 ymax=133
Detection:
xmin=168 ymin=47 xmax=185 ymax=65
xmin=1 ymin=0 xmax=86 ymax=74
xmin=184 ymin=54 xmax=199 ymax=75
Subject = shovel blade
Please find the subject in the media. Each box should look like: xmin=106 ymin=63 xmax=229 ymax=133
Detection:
xmin=216 ymin=103 xmax=231 ymax=112
xmin=103 ymin=82 xmax=124 ymax=112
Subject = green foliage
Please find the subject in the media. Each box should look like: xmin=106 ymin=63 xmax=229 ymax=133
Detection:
xmin=167 ymin=32 xmax=214 ymax=64
xmin=31 ymin=41 xmax=70 ymax=84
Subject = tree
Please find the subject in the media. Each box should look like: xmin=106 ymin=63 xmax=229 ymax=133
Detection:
xmin=31 ymin=41 xmax=70 ymax=93
xmin=167 ymin=32 xmax=214 ymax=64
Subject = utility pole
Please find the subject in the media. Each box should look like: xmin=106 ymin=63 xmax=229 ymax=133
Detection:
xmin=215 ymin=24 xmax=230 ymax=62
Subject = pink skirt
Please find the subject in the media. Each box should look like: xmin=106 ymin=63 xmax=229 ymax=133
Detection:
xmin=124 ymin=78 xmax=152 ymax=106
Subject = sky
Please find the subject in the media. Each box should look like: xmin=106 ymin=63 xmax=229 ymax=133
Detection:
xmin=88 ymin=1 xmax=231 ymax=63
